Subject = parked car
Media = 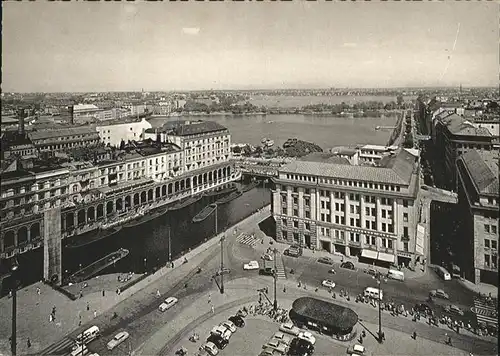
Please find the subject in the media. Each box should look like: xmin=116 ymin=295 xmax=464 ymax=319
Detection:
xmin=340 ymin=261 xmax=355 ymax=270
xmin=259 ymin=267 xmax=275 ymax=276
xmin=210 ymin=325 xmax=231 ymax=340
xmin=202 ymin=341 xmax=219 ymax=356
xmin=215 ymin=267 xmax=231 ymax=276
xmin=159 ymin=296 xmax=178 ymax=312
xmin=365 ymin=268 xmax=378 ymax=276
xmin=414 ymin=303 xmax=433 ymax=316
xmin=196 ymin=349 xmax=210 ymax=356
xmin=288 ymin=337 xmax=314 ymax=356
xmin=262 ymin=253 xmax=274 ymax=261
xmin=228 ymin=315 xmax=245 ymax=327
xmin=106 ymin=331 xmax=129 ymax=351
xmin=273 ymin=332 xmax=291 ymax=346
xmin=347 ymin=344 xmax=365 ymax=356
xmin=280 ymin=322 xmax=300 ymax=336
xmin=317 ymin=257 xmax=334 ymax=265
xmin=264 ymin=339 xmax=288 ymax=354
xmin=297 ymin=331 xmax=316 ymax=345
xmin=430 ymin=289 xmax=449 ymax=300
xmin=206 ymin=334 xmax=228 ymax=350
xmin=243 ymin=261 xmax=260 ymax=270
xmin=444 ymin=304 xmax=464 ymax=316
xmin=321 ymin=279 xmax=336 ymax=289
xmin=284 ymin=246 xmax=302 ymax=257
xmin=259 ymin=349 xmax=281 ymax=356
xmin=221 ymin=320 xmax=237 ymax=333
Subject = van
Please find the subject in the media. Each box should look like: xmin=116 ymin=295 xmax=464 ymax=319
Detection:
xmin=76 ymin=326 xmax=100 ymax=345
xmin=387 ymin=269 xmax=405 ymax=281
xmin=70 ymin=345 xmax=89 ymax=356
xmin=436 ymin=266 xmax=451 ymax=281
xmin=364 ymin=287 xmax=383 ymax=300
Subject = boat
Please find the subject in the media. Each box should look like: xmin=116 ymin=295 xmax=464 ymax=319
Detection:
xmin=122 ymin=208 xmax=168 ymax=229
xmin=203 ymin=186 xmax=237 ymax=197
xmin=261 ymin=138 xmax=274 ymax=147
xmin=215 ymin=190 xmax=243 ymax=205
xmin=192 ymin=203 xmax=217 ymax=223
xmin=67 ymin=248 xmax=129 ymax=284
xmin=242 ymin=181 xmax=260 ymax=192
xmin=168 ymin=194 xmax=203 ymax=211
xmin=261 ymin=137 xmax=268 ymax=144
xmin=65 ymin=226 xmax=123 ymax=249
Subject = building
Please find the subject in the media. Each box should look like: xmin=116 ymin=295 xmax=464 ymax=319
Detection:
xmin=456 ymin=150 xmax=499 ymax=285
xmin=28 ymin=127 xmax=101 ymax=156
xmin=432 ymin=112 xmax=498 ymax=191
xmin=272 ymin=148 xmax=421 ymax=267
xmin=73 ymin=104 xmax=101 ymax=121
xmin=96 ymin=117 xmax=152 ymax=147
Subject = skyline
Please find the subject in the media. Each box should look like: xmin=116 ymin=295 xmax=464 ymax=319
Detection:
xmin=2 ymin=2 xmax=498 ymax=93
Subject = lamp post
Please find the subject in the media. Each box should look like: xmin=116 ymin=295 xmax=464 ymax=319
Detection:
xmin=220 ymin=235 xmax=225 ymax=295
xmin=11 ymin=258 xmax=19 ymax=356
xmin=273 ymin=248 xmax=278 ymax=310
xmin=373 ymin=273 xmax=384 ymax=343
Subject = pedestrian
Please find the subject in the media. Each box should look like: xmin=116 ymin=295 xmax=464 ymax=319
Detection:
xmin=27 ymin=338 xmax=31 ymax=348
xmin=208 ymin=293 xmax=211 ymax=304
xmin=102 ymin=290 xmax=105 ymax=297
xmin=79 ymin=291 xmax=83 ymax=299
xmin=36 ymin=287 xmax=41 ymax=295
xmin=156 ymin=290 xmax=161 ymax=297
xmin=211 ymin=305 xmax=215 ymax=314
xmin=87 ymin=302 xmax=90 ymax=311
xmin=49 ymin=314 xmax=53 ymax=322
xmin=93 ymin=310 xmax=97 ymax=318
xmin=412 ymin=331 xmax=417 ymax=340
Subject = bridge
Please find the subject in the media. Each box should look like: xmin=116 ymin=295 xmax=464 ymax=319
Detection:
xmin=239 ymin=165 xmax=279 ymax=178
xmin=415 ymin=134 xmax=431 ymax=141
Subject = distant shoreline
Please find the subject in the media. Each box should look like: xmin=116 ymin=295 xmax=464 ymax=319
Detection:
xmin=149 ymin=110 xmax=401 ymax=119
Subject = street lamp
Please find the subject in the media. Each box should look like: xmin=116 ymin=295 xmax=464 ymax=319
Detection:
xmin=11 ymin=258 xmax=19 ymax=356
xmin=373 ymin=273 xmax=385 ymax=343
xmin=220 ymin=235 xmax=225 ymax=295
xmin=273 ymin=248 xmax=278 ymax=310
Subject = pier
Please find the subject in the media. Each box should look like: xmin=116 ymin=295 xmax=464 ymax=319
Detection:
xmin=66 ymin=248 xmax=129 ymax=284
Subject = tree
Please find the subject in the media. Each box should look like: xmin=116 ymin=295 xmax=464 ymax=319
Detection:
xmin=119 ymin=140 xmax=125 ymax=150
xmin=242 ymin=145 xmax=252 ymax=156
xmin=255 ymin=146 xmax=263 ymax=156
xmin=397 ymin=95 xmax=404 ymax=108
xmin=232 ymin=146 xmax=242 ymax=154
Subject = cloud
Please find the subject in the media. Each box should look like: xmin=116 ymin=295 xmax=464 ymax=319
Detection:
xmin=182 ymin=27 xmax=200 ymax=36
xmin=342 ymin=42 xmax=357 ymax=48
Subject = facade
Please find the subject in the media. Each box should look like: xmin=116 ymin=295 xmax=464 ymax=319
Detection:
xmin=456 ymin=150 xmax=499 ymax=285
xmin=73 ymin=104 xmax=101 ymax=121
xmin=96 ymin=118 xmax=152 ymax=147
xmin=272 ymin=149 xmax=421 ymax=267
xmin=28 ymin=127 xmax=101 ymax=156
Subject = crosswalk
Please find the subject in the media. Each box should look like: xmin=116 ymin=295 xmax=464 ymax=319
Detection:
xmin=236 ymin=233 xmax=258 ymax=247
xmin=41 ymin=337 xmax=75 ymax=355
xmin=274 ymin=255 xmax=286 ymax=280
xmin=472 ymin=297 xmax=498 ymax=327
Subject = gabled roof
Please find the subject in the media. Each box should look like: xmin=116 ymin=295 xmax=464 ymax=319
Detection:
xmin=459 ymin=150 xmax=499 ymax=195
xmin=170 ymin=121 xmax=228 ymax=136
xmin=28 ymin=127 xmax=98 ymax=140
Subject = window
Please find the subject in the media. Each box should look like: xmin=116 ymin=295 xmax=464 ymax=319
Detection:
xmin=293 ymin=197 xmax=298 ymax=205
xmin=293 ymin=209 xmax=298 ymax=217
xmin=493 ymin=256 xmax=498 ymax=269
xmin=282 ymin=219 xmax=287 ymax=226
xmin=388 ymin=240 xmax=393 ymax=249
xmin=371 ymin=221 xmax=376 ymax=230
xmin=305 ymin=222 xmax=310 ymax=230
xmin=305 ymin=211 xmax=310 ymax=219
xmin=492 ymin=226 xmax=498 ymax=234
xmin=350 ymin=218 xmax=355 ymax=226
xmin=485 ymin=224 xmax=490 ymax=233
xmin=403 ymin=226 xmax=409 ymax=237
xmin=282 ymin=207 xmax=287 ymax=214
xmin=382 ymin=210 xmax=386 ymax=218
xmin=485 ymin=254 xmax=490 ymax=268
xmin=282 ymin=230 xmax=287 ymax=239
xmin=365 ymin=236 xmax=370 ymax=244
xmin=382 ymin=223 xmax=386 ymax=232
xmin=381 ymin=238 xmax=387 ymax=248
xmin=304 ymin=198 xmax=310 ymax=207
xmin=403 ymin=242 xmax=409 ymax=252
xmin=340 ymin=204 xmax=345 ymax=212
xmin=350 ymin=205 xmax=355 ymax=214
xmin=403 ymin=200 xmax=408 ymax=208
xmin=293 ymin=187 xmax=298 ymax=193
xmin=293 ymin=232 xmax=299 ymax=241
xmin=388 ymin=224 xmax=394 ymax=233
xmin=485 ymin=239 xmax=490 ymax=248
xmin=403 ymin=213 xmax=408 ymax=222
xmin=335 ymin=203 xmax=340 ymax=211
xmin=365 ymin=207 xmax=370 ymax=216
xmin=335 ymin=216 xmax=339 ymax=224
xmin=371 ymin=208 xmax=376 ymax=216
xmin=365 ymin=220 xmax=370 ymax=229
xmin=293 ymin=221 xmax=299 ymax=228
xmin=492 ymin=240 xmax=497 ymax=250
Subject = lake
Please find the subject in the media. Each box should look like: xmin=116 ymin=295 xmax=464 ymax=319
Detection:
xmin=247 ymin=95 xmax=416 ymax=108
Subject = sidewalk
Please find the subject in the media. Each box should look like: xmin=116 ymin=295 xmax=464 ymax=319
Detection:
xmin=458 ymin=279 xmax=498 ymax=298
xmin=0 ymin=205 xmax=271 ymax=356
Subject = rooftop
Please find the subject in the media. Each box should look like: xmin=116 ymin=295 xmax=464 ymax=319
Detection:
xmin=459 ymin=150 xmax=499 ymax=196
xmin=169 ymin=120 xmax=228 ymax=136
xmin=73 ymin=104 xmax=100 ymax=112
xmin=440 ymin=114 xmax=492 ymax=137
xmin=281 ymin=149 xmax=417 ymax=185
xmin=28 ymin=127 xmax=99 ymax=140
xmin=291 ymin=297 xmax=358 ymax=331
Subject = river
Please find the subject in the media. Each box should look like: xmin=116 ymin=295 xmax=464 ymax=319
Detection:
xmin=149 ymin=113 xmax=398 ymax=149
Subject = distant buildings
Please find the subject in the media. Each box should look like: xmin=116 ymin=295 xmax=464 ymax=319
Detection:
xmin=96 ymin=117 xmax=152 ymax=147
xmin=456 ymin=150 xmax=499 ymax=285
xmin=272 ymin=148 xmax=422 ymax=267
xmin=28 ymin=127 xmax=100 ymax=156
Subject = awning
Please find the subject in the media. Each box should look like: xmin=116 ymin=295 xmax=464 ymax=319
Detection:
xmin=361 ymin=249 xmax=378 ymax=260
xmin=377 ymin=252 xmax=395 ymax=263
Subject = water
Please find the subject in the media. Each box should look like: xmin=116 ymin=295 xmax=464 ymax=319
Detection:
xmin=247 ymin=95 xmax=416 ymax=108
xmin=149 ymin=113 xmax=398 ymax=149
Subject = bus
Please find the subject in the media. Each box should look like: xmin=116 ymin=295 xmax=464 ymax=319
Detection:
xmin=436 ymin=266 xmax=451 ymax=281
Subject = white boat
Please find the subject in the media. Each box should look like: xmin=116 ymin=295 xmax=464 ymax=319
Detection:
xmin=265 ymin=139 xmax=274 ymax=147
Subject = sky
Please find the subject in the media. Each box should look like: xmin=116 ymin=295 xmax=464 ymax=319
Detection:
xmin=2 ymin=1 xmax=498 ymax=92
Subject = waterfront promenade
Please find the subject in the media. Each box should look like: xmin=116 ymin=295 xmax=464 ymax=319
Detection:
xmin=0 ymin=206 xmax=270 ymax=356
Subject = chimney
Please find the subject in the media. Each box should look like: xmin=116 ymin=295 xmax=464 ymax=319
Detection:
xmin=17 ymin=108 xmax=25 ymax=135
xmin=69 ymin=105 xmax=74 ymax=125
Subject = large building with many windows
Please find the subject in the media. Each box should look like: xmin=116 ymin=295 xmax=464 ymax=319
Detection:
xmin=272 ymin=148 xmax=421 ymax=267
xmin=456 ymin=149 xmax=499 ymax=285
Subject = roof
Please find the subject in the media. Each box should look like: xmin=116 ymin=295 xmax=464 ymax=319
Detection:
xmin=299 ymin=152 xmax=351 ymax=165
xmin=28 ymin=127 xmax=98 ymax=140
xmin=170 ymin=120 xmax=228 ymax=136
xmin=73 ymin=104 xmax=99 ymax=112
xmin=459 ymin=150 xmax=499 ymax=195
xmin=281 ymin=149 xmax=416 ymax=185
xmin=291 ymin=297 xmax=358 ymax=331
xmin=441 ymin=114 xmax=492 ymax=137
xmin=331 ymin=147 xmax=358 ymax=156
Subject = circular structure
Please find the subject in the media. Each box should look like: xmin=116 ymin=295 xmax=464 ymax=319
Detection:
xmin=290 ymin=297 xmax=358 ymax=340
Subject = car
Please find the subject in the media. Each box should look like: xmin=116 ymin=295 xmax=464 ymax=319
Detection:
xmin=321 ymin=279 xmax=336 ymax=289
xmin=288 ymin=337 xmax=314 ymax=356
xmin=243 ymin=261 xmax=260 ymax=270
xmin=264 ymin=339 xmax=288 ymax=354
xmin=106 ymin=331 xmax=129 ymax=350
xmin=444 ymin=304 xmax=464 ymax=316
xmin=414 ymin=303 xmax=433 ymax=316
xmin=365 ymin=268 xmax=379 ymax=276
xmin=421 ymin=185 xmax=429 ymax=190
xmin=328 ymin=268 xmax=336 ymax=274
xmin=210 ymin=325 xmax=232 ymax=340
xmin=228 ymin=315 xmax=245 ymax=327
xmin=430 ymin=289 xmax=449 ymax=300
xmin=215 ymin=267 xmax=231 ymax=276
xmin=259 ymin=349 xmax=281 ymax=356
xmin=280 ymin=322 xmax=300 ymax=336
xmin=196 ymin=350 xmax=210 ymax=356
xmin=159 ymin=296 xmax=178 ymax=312
xmin=347 ymin=344 xmax=365 ymax=356
xmin=221 ymin=320 xmax=237 ymax=333
xmin=273 ymin=332 xmax=291 ymax=345
xmin=340 ymin=261 xmax=355 ymax=270
xmin=284 ymin=246 xmax=302 ymax=257
xmin=297 ymin=331 xmax=316 ymax=345
xmin=262 ymin=253 xmax=274 ymax=261
xmin=259 ymin=267 xmax=275 ymax=276
xmin=317 ymin=257 xmax=334 ymax=265
xmin=202 ymin=341 xmax=219 ymax=356
xmin=206 ymin=334 xmax=228 ymax=350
